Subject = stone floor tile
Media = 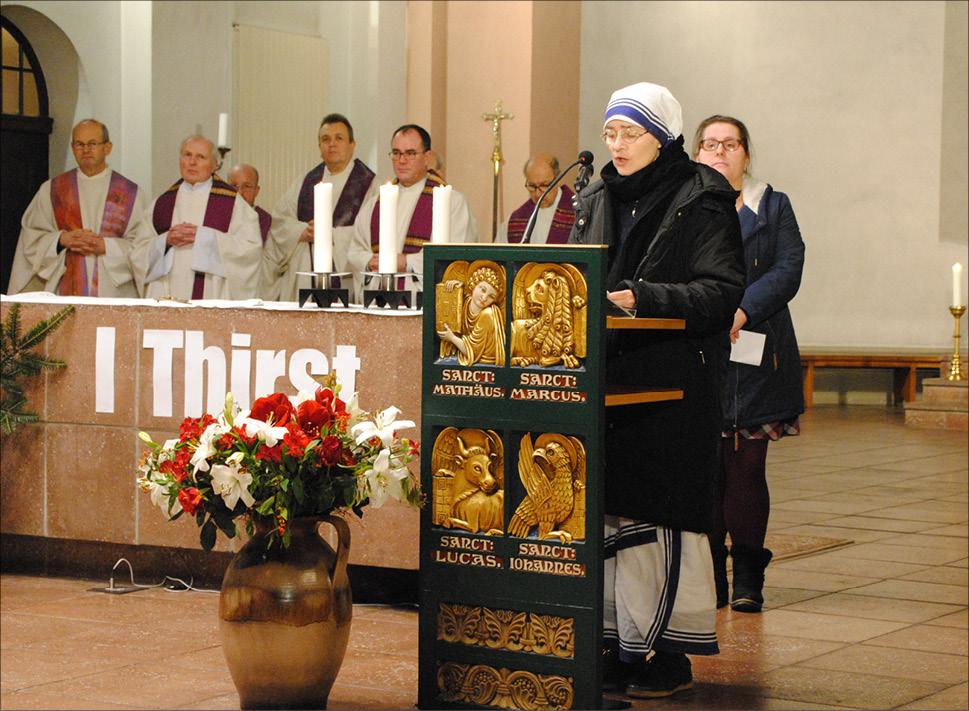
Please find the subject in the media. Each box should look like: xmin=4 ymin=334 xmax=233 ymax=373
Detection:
xmin=949 ymin=557 xmax=969 ymax=568
xmin=770 ymin=523 xmax=890 ymax=543
xmin=785 ymin=592 xmax=962 ymax=623
xmin=773 ymin=499 xmax=890 ymax=516
xmin=897 ymin=682 xmax=969 ymax=710
xmin=877 ymin=533 xmax=969 ymax=551
xmin=733 ymin=609 xmax=908 ymax=643
xmin=756 ymin=666 xmax=945 ymax=709
xmin=0 ymin=689 xmax=143 ymax=710
xmin=763 ymin=567 xmax=881 ymax=592
xmin=821 ymin=515 xmax=935 ymax=533
xmin=899 ymin=566 xmax=969 ymax=586
xmin=847 ymin=579 xmax=968 ymax=605
xmin=796 ymin=644 xmax=969 ymax=684
xmin=829 ymin=542 xmax=967 ymax=566
xmin=775 ymin=552 xmax=928 ymax=579
xmin=922 ymin=524 xmax=969 ymax=537
xmin=864 ymin=625 xmax=969 ymax=656
xmin=923 ymin=609 xmax=968 ymax=628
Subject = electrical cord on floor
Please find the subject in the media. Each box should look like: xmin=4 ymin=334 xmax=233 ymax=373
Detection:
xmin=108 ymin=557 xmax=220 ymax=594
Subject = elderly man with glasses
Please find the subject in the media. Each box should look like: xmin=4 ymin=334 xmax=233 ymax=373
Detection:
xmin=495 ymin=153 xmax=576 ymax=244
xmin=347 ymin=124 xmax=477 ymax=283
xmin=8 ymin=119 xmax=147 ymax=296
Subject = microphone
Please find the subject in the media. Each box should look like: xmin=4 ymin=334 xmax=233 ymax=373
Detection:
xmin=522 ymin=151 xmax=595 ymax=244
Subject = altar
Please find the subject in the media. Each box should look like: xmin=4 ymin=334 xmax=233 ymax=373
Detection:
xmin=0 ymin=294 xmax=423 ymax=592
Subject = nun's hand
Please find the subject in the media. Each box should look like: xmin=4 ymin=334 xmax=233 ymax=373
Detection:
xmin=606 ymin=289 xmax=636 ymax=309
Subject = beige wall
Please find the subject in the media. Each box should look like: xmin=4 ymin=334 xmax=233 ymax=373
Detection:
xmin=580 ymin=0 xmax=968 ymax=351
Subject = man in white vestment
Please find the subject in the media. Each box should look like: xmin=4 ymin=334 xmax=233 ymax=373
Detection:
xmin=131 ymin=135 xmax=262 ymax=300
xmin=8 ymin=119 xmax=147 ymax=296
xmin=346 ymin=124 xmax=477 ymax=283
xmin=264 ymin=113 xmax=377 ymax=301
xmin=495 ymin=153 xmax=575 ymax=245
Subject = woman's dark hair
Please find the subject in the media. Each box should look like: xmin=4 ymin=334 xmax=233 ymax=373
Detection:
xmin=691 ymin=115 xmax=752 ymax=171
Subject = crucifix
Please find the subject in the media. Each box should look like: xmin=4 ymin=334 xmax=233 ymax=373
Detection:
xmin=482 ymin=99 xmax=513 ymax=241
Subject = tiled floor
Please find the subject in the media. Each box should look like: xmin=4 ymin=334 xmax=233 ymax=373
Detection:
xmin=1 ymin=405 xmax=966 ymax=710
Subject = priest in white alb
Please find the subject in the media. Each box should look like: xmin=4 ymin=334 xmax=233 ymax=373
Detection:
xmin=131 ymin=135 xmax=262 ymax=300
xmin=8 ymin=119 xmax=147 ymax=296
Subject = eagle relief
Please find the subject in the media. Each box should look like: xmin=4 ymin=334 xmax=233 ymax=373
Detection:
xmin=508 ymin=433 xmax=586 ymax=544
xmin=436 ymin=260 xmax=506 ymax=367
xmin=510 ymin=263 xmax=587 ymax=369
xmin=432 ymin=427 xmax=505 ymax=536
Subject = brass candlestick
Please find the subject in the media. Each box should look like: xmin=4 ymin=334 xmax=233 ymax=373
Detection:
xmin=948 ymin=305 xmax=966 ymax=380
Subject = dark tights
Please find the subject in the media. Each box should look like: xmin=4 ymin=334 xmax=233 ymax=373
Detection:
xmin=712 ymin=437 xmax=770 ymax=550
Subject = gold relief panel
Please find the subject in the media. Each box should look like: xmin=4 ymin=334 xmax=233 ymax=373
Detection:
xmin=437 ymin=602 xmax=574 ymax=659
xmin=510 ymin=263 xmax=587 ymax=369
xmin=436 ymin=260 xmax=506 ymax=366
xmin=437 ymin=662 xmax=574 ymax=711
xmin=508 ymin=433 xmax=586 ymax=544
xmin=431 ymin=428 xmax=504 ymax=535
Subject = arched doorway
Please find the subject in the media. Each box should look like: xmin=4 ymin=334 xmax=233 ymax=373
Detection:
xmin=1 ymin=15 xmax=52 ymax=294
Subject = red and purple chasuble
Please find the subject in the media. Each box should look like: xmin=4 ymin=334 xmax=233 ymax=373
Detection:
xmin=50 ymin=168 xmax=138 ymax=296
xmin=296 ymin=159 xmax=376 ymax=227
xmin=505 ymin=185 xmax=576 ymax=244
xmin=152 ymin=179 xmax=237 ymax=299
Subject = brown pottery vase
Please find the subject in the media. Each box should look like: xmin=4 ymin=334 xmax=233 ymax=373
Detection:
xmin=219 ymin=516 xmax=352 ymax=710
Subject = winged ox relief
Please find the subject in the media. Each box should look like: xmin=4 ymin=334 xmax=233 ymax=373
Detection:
xmin=432 ymin=427 xmax=505 ymax=535
xmin=510 ymin=263 xmax=588 ymax=369
xmin=508 ymin=433 xmax=586 ymax=544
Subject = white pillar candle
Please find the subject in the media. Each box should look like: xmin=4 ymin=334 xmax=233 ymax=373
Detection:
xmin=313 ymin=182 xmax=333 ymax=273
xmin=378 ymin=183 xmax=399 ymax=273
xmin=431 ymin=185 xmax=452 ymax=244
xmin=953 ymin=262 xmax=964 ymax=307
xmin=217 ymin=113 xmax=229 ymax=148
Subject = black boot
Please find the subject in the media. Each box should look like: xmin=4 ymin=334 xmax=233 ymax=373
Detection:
xmin=730 ymin=545 xmax=772 ymax=612
xmin=711 ymin=543 xmax=729 ymax=609
xmin=625 ymin=651 xmax=693 ymax=699
xmin=601 ymin=642 xmax=633 ymax=693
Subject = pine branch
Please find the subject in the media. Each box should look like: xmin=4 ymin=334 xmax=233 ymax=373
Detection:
xmin=20 ymin=305 xmax=75 ymax=351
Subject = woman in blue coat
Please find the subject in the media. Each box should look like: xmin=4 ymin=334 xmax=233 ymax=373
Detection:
xmin=693 ymin=116 xmax=805 ymax=613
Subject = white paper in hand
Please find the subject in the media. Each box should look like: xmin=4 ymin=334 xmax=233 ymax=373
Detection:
xmin=730 ymin=330 xmax=766 ymax=366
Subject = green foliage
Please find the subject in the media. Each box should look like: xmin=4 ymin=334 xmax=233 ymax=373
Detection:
xmin=0 ymin=303 xmax=75 ymax=436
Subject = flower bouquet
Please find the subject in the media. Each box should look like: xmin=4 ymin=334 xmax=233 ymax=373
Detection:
xmin=137 ymin=377 xmax=421 ymax=550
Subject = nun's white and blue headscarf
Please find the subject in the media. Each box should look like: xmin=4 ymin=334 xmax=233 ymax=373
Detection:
xmin=603 ymin=82 xmax=683 ymax=147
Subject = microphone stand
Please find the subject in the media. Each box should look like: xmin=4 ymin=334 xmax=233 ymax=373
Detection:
xmin=521 ymin=156 xmax=589 ymax=244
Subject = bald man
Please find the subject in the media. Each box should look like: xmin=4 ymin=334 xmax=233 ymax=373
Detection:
xmin=228 ymin=163 xmax=271 ymax=243
xmin=131 ymin=135 xmax=262 ymax=300
xmin=496 ymin=153 xmax=575 ymax=244
xmin=8 ymin=118 xmax=147 ymax=296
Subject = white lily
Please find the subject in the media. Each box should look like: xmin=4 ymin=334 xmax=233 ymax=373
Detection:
xmin=210 ymin=462 xmax=255 ymax=510
xmin=290 ymin=390 xmax=315 ymax=408
xmin=190 ymin=422 xmax=224 ymax=473
xmin=351 ymin=406 xmax=415 ymax=448
xmin=239 ymin=417 xmax=288 ymax=447
xmin=362 ymin=448 xmax=410 ymax=508
xmin=140 ymin=476 xmax=178 ymax=517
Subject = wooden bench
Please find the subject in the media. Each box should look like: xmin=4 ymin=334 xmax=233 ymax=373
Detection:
xmin=800 ymin=348 xmax=945 ymax=407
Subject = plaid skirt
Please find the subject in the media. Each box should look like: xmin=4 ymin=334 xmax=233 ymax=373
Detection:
xmin=604 ymin=516 xmax=719 ymax=661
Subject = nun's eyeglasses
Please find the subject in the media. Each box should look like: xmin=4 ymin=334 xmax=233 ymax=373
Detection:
xmin=601 ymin=127 xmax=649 ymax=145
xmin=698 ymin=138 xmax=743 ymax=153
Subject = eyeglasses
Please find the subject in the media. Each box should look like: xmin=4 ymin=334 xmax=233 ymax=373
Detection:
xmin=525 ymin=182 xmax=553 ymax=192
xmin=601 ymin=127 xmax=649 ymax=145
xmin=72 ymin=140 xmax=107 ymax=150
xmin=389 ymin=149 xmax=425 ymax=161
xmin=698 ymin=138 xmax=744 ymax=153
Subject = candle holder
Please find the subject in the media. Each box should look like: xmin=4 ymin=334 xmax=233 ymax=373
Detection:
xmin=362 ymin=271 xmax=423 ymax=310
xmin=216 ymin=146 xmax=231 ymax=173
xmin=947 ymin=305 xmax=966 ymax=381
xmin=296 ymin=271 xmax=351 ymax=308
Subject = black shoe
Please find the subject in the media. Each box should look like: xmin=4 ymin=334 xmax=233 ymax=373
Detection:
xmin=711 ymin=543 xmax=729 ymax=609
xmin=601 ymin=645 xmax=633 ymax=693
xmin=730 ymin=545 xmax=773 ymax=612
xmin=625 ymin=651 xmax=693 ymax=699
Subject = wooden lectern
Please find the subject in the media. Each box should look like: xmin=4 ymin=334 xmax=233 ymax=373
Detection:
xmin=418 ymin=244 xmax=684 ymax=710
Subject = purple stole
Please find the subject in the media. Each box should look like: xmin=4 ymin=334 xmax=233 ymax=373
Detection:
xmin=152 ymin=178 xmax=237 ymax=299
xmin=296 ymin=159 xmax=376 ymax=227
xmin=506 ymin=185 xmax=576 ymax=244
xmin=369 ymin=171 xmax=446 ymax=256
xmin=255 ymin=205 xmax=271 ymax=244
xmin=51 ymin=168 xmax=138 ymax=296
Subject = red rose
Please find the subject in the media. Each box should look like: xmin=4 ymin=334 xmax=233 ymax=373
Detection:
xmin=249 ymin=393 xmax=295 ymax=426
xmin=297 ymin=400 xmax=328 ymax=437
xmin=319 ymin=435 xmax=343 ymax=467
xmin=178 ymin=487 xmax=203 ymax=515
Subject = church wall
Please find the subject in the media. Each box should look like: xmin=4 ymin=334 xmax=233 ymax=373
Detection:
xmin=579 ymin=0 xmax=967 ymax=354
